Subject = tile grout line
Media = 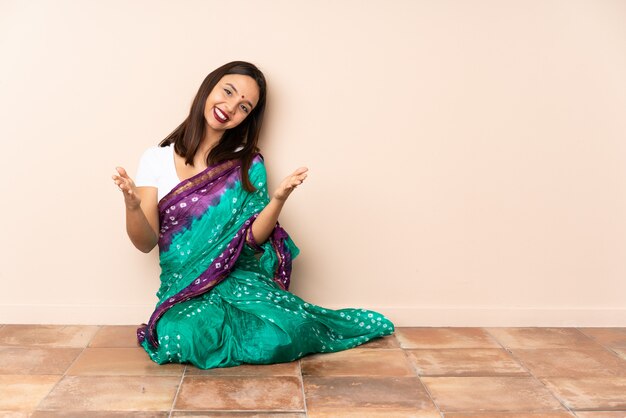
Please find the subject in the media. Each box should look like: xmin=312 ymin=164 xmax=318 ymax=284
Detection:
xmin=482 ymin=327 xmax=577 ymax=416
xmin=297 ymin=358 xmax=309 ymax=417
xmin=398 ymin=337 xmax=444 ymax=417
xmin=168 ymin=364 xmax=187 ymax=417
xmin=573 ymin=326 xmax=626 ymax=416
xmin=32 ymin=324 xmax=102 ymax=412
xmin=575 ymin=327 xmax=625 ymax=360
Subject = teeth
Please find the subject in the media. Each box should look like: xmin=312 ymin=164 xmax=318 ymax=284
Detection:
xmin=215 ymin=107 xmax=228 ymax=121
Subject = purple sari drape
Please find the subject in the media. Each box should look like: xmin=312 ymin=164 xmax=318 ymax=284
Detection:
xmin=136 ymin=154 xmax=297 ymax=348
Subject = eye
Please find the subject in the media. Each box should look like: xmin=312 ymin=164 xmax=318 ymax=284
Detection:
xmin=241 ymin=104 xmax=249 ymax=113
xmin=224 ymin=88 xmax=232 ymax=95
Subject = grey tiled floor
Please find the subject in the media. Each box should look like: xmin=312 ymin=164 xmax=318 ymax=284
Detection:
xmin=1 ymin=324 xmax=626 ymax=417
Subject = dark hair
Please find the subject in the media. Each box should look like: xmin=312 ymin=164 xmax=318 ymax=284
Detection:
xmin=159 ymin=60 xmax=267 ymax=192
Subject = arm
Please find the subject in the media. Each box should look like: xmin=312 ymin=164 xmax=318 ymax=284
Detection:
xmin=251 ymin=166 xmax=308 ymax=244
xmin=112 ymin=167 xmax=159 ymax=253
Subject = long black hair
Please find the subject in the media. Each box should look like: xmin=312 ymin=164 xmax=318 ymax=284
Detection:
xmin=159 ymin=60 xmax=267 ymax=192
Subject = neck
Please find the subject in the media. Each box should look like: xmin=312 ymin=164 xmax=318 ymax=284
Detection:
xmin=197 ymin=125 xmax=223 ymax=162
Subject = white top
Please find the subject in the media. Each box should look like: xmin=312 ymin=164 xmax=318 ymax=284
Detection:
xmin=134 ymin=143 xmax=244 ymax=202
xmin=134 ymin=144 xmax=180 ymax=202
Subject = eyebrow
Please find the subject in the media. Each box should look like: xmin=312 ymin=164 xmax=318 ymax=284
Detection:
xmin=225 ymin=83 xmax=255 ymax=109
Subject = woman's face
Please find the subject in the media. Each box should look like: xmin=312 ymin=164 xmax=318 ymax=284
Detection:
xmin=204 ymin=74 xmax=260 ymax=132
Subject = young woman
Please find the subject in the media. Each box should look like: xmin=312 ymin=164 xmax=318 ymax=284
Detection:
xmin=112 ymin=60 xmax=395 ymax=369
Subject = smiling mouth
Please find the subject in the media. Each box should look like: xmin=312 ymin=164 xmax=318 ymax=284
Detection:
xmin=213 ymin=107 xmax=229 ymax=123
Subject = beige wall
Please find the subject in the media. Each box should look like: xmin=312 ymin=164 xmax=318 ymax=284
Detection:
xmin=1 ymin=0 xmax=625 ymax=326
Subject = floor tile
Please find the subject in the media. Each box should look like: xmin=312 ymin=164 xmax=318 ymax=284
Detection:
xmin=407 ymin=348 xmax=528 ymax=376
xmin=396 ymin=327 xmax=501 ymax=349
xmin=0 ymin=325 xmax=99 ymax=348
xmin=301 ymin=348 xmax=415 ymax=377
xmin=173 ymin=375 xmax=304 ymax=411
xmin=186 ymin=360 xmax=299 ymax=376
xmin=36 ymin=375 xmax=180 ymax=411
xmin=65 ymin=347 xmax=184 ymax=376
xmin=511 ymin=348 xmax=626 ymax=377
xmin=88 ymin=325 xmax=142 ymax=348
xmin=308 ymin=410 xmax=439 ymax=417
xmin=613 ymin=348 xmax=626 ymax=361
xmin=421 ymin=376 xmax=566 ymax=412
xmin=303 ymin=376 xmax=439 ymax=415
xmin=356 ymin=333 xmax=401 ymax=349
xmin=443 ymin=413 xmax=574 ymax=417
xmin=0 ymin=412 xmax=30 ymax=418
xmin=171 ymin=413 xmax=306 ymax=417
xmin=485 ymin=328 xmax=601 ymax=349
xmin=0 ymin=375 xmax=61 ymax=411
xmin=578 ymin=328 xmax=626 ymax=348
xmin=0 ymin=347 xmax=83 ymax=374
xmin=5 ymin=323 xmax=626 ymax=416
xmin=540 ymin=377 xmax=626 ymax=410
xmin=31 ymin=412 xmax=169 ymax=417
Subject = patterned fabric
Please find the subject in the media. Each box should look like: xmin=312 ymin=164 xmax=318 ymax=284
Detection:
xmin=137 ymin=153 xmax=395 ymax=369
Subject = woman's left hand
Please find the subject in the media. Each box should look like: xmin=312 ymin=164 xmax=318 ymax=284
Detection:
xmin=273 ymin=167 xmax=308 ymax=201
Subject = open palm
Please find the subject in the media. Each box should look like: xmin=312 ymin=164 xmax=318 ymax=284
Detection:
xmin=273 ymin=167 xmax=308 ymax=201
xmin=112 ymin=166 xmax=142 ymax=209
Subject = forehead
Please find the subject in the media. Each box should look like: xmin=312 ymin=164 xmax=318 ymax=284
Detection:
xmin=220 ymin=74 xmax=260 ymax=104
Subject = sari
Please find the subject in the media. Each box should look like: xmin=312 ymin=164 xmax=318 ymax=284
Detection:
xmin=137 ymin=153 xmax=395 ymax=369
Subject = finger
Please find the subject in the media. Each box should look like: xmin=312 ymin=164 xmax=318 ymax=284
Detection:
xmin=292 ymin=167 xmax=308 ymax=175
xmin=116 ymin=167 xmax=130 ymax=179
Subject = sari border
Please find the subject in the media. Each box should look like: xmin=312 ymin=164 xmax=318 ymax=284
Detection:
xmin=139 ymin=214 xmax=258 ymax=348
xmin=270 ymin=223 xmax=292 ymax=291
xmin=137 ymin=218 xmax=297 ymax=348
xmin=244 ymin=221 xmax=264 ymax=253
xmin=157 ymin=152 xmax=264 ymax=211
xmin=157 ymin=159 xmax=239 ymax=212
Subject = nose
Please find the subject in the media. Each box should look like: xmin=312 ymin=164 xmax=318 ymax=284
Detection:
xmin=223 ymin=98 xmax=237 ymax=116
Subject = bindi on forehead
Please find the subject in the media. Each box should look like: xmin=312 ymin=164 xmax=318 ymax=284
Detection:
xmin=224 ymin=80 xmax=257 ymax=108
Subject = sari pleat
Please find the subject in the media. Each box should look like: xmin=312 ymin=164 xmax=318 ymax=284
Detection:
xmin=137 ymin=153 xmax=395 ymax=368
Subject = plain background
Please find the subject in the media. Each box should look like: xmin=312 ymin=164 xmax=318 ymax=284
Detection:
xmin=1 ymin=0 xmax=625 ymax=326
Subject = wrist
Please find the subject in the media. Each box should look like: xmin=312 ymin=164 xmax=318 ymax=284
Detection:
xmin=270 ymin=196 xmax=287 ymax=205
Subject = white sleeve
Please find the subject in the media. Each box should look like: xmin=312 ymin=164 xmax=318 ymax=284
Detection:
xmin=134 ymin=146 xmax=160 ymax=187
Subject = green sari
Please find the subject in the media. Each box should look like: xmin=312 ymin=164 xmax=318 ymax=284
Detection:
xmin=137 ymin=153 xmax=395 ymax=369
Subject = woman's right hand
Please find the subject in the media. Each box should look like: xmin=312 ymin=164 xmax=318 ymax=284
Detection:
xmin=112 ymin=166 xmax=142 ymax=210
